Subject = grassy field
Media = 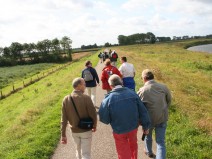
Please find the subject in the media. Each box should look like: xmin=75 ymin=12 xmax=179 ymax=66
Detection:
xmin=114 ymin=39 xmax=212 ymax=158
xmin=0 ymin=40 xmax=211 ymax=159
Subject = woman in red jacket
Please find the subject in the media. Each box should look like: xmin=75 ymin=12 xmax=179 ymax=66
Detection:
xmin=101 ymin=59 xmax=122 ymax=93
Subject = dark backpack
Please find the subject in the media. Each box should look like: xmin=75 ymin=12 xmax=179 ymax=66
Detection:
xmin=83 ymin=69 xmax=93 ymax=81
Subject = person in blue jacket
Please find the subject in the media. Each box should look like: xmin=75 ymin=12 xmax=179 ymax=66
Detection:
xmin=99 ymin=74 xmax=150 ymax=159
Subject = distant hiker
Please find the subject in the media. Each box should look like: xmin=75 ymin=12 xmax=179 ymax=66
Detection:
xmin=82 ymin=60 xmax=99 ymax=106
xmin=99 ymin=74 xmax=151 ymax=159
xmin=103 ymin=52 xmax=109 ymax=62
xmin=61 ymin=77 xmax=97 ymax=159
xmin=137 ymin=69 xmax=172 ymax=159
xmin=98 ymin=52 xmax=103 ymax=63
xmin=119 ymin=56 xmax=136 ymax=90
xmin=101 ymin=59 xmax=122 ymax=93
xmin=110 ymin=50 xmax=118 ymax=67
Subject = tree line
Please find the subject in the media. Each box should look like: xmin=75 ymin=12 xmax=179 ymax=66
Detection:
xmin=0 ymin=36 xmax=72 ymax=67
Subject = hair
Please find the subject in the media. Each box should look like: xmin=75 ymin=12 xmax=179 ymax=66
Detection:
xmin=108 ymin=74 xmax=123 ymax=87
xmin=85 ymin=60 xmax=91 ymax=66
xmin=142 ymin=69 xmax=154 ymax=80
xmin=121 ymin=56 xmax=127 ymax=62
xmin=72 ymin=77 xmax=83 ymax=88
xmin=104 ymin=59 xmax=111 ymax=66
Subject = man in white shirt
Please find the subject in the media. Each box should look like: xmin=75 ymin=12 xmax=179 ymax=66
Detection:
xmin=119 ymin=57 xmax=136 ymax=90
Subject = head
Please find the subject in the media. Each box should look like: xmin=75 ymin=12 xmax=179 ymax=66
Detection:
xmin=85 ymin=60 xmax=92 ymax=67
xmin=108 ymin=74 xmax=123 ymax=89
xmin=141 ymin=69 xmax=154 ymax=83
xmin=120 ymin=56 xmax=127 ymax=63
xmin=72 ymin=77 xmax=86 ymax=92
xmin=104 ymin=59 xmax=111 ymax=66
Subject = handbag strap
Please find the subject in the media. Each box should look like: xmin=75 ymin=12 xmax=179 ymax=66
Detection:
xmin=70 ymin=96 xmax=81 ymax=119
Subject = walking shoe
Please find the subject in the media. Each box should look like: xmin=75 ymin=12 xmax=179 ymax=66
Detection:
xmin=144 ymin=151 xmax=156 ymax=158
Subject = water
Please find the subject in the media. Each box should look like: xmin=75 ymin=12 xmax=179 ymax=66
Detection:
xmin=187 ymin=44 xmax=212 ymax=53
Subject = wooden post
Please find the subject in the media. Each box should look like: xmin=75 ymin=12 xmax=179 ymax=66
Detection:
xmin=13 ymin=84 xmax=15 ymax=91
xmin=23 ymin=81 xmax=25 ymax=87
xmin=0 ymin=90 xmax=2 ymax=98
xmin=31 ymin=78 xmax=32 ymax=83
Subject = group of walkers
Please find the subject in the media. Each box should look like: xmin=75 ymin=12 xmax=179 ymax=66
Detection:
xmin=61 ymin=50 xmax=172 ymax=159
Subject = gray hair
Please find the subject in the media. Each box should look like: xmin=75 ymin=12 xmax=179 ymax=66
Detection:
xmin=142 ymin=69 xmax=154 ymax=80
xmin=108 ymin=74 xmax=122 ymax=87
xmin=72 ymin=77 xmax=84 ymax=88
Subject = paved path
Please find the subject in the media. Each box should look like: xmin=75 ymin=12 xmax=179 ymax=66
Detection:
xmin=51 ymin=61 xmax=155 ymax=159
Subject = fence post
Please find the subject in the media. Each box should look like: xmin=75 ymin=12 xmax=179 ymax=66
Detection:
xmin=23 ymin=81 xmax=25 ymax=87
xmin=0 ymin=90 xmax=2 ymax=98
xmin=13 ymin=84 xmax=15 ymax=91
xmin=31 ymin=78 xmax=32 ymax=83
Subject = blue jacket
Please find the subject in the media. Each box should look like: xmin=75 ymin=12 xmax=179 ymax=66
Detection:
xmin=99 ymin=87 xmax=151 ymax=134
xmin=82 ymin=67 xmax=99 ymax=87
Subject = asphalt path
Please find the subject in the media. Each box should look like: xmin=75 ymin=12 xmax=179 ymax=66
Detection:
xmin=51 ymin=61 xmax=156 ymax=159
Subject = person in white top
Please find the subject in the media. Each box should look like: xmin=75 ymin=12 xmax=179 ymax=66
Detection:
xmin=119 ymin=56 xmax=136 ymax=90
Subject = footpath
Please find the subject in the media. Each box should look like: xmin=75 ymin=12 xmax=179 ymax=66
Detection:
xmin=51 ymin=61 xmax=155 ymax=159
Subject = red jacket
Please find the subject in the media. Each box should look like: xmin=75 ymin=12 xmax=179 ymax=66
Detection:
xmin=101 ymin=65 xmax=122 ymax=90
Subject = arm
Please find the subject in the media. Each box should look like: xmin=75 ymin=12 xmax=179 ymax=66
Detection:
xmin=86 ymin=97 xmax=97 ymax=129
xmin=93 ymin=68 xmax=99 ymax=84
xmin=165 ymin=86 xmax=172 ymax=107
xmin=136 ymin=96 xmax=151 ymax=130
xmin=61 ymin=99 xmax=68 ymax=144
xmin=99 ymin=99 xmax=111 ymax=125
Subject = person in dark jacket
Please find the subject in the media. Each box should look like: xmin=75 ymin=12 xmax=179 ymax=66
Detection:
xmin=82 ymin=60 xmax=99 ymax=106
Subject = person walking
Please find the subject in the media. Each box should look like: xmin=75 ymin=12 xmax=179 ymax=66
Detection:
xmin=110 ymin=50 xmax=118 ymax=67
xmin=137 ymin=69 xmax=172 ymax=159
xmin=82 ymin=60 xmax=99 ymax=106
xmin=99 ymin=74 xmax=151 ymax=159
xmin=119 ymin=56 xmax=136 ymax=90
xmin=61 ymin=77 xmax=97 ymax=159
xmin=101 ymin=59 xmax=122 ymax=93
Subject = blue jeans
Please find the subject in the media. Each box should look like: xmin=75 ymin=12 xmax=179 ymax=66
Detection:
xmin=145 ymin=122 xmax=167 ymax=159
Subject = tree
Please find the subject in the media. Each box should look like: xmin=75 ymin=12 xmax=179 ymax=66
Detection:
xmin=60 ymin=36 xmax=72 ymax=61
xmin=51 ymin=38 xmax=61 ymax=55
xmin=146 ymin=32 xmax=156 ymax=44
xmin=3 ymin=47 xmax=11 ymax=58
xmin=104 ymin=42 xmax=111 ymax=47
xmin=9 ymin=42 xmax=23 ymax=60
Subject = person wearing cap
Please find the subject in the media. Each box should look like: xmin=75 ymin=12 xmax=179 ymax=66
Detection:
xmin=119 ymin=57 xmax=136 ymax=90
xmin=101 ymin=59 xmax=122 ymax=93
xmin=99 ymin=74 xmax=150 ymax=159
xmin=110 ymin=50 xmax=118 ymax=67
xmin=137 ymin=69 xmax=172 ymax=159
xmin=82 ymin=60 xmax=99 ymax=106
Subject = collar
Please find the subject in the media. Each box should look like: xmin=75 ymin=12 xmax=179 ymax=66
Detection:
xmin=144 ymin=79 xmax=155 ymax=86
xmin=113 ymin=85 xmax=123 ymax=90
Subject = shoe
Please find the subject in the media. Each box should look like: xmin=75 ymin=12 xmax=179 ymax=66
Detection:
xmin=144 ymin=151 xmax=156 ymax=158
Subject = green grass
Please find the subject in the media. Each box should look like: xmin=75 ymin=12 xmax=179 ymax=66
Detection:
xmin=0 ymin=63 xmax=59 ymax=89
xmin=0 ymin=53 xmax=99 ymax=159
xmin=0 ymin=40 xmax=212 ymax=158
xmin=112 ymin=39 xmax=212 ymax=158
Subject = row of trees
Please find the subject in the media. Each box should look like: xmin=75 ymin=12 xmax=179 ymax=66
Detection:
xmin=118 ymin=32 xmax=156 ymax=45
xmin=0 ymin=36 xmax=72 ymax=66
xmin=81 ymin=43 xmax=98 ymax=50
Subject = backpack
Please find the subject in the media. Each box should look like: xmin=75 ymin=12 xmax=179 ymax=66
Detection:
xmin=112 ymin=53 xmax=117 ymax=59
xmin=106 ymin=67 xmax=114 ymax=78
xmin=83 ymin=69 xmax=93 ymax=81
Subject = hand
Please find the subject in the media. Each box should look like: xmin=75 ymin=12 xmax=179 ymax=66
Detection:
xmin=92 ymin=127 xmax=96 ymax=132
xmin=97 ymin=83 xmax=100 ymax=86
xmin=61 ymin=137 xmax=67 ymax=144
xmin=143 ymin=129 xmax=149 ymax=135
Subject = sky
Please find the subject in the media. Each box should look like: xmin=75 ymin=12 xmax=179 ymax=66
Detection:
xmin=0 ymin=0 xmax=212 ymax=48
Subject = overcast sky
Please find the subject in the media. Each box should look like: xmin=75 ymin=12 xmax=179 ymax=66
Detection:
xmin=0 ymin=0 xmax=211 ymax=48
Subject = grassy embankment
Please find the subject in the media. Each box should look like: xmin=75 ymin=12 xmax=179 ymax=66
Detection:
xmin=113 ymin=39 xmax=212 ymax=159
xmin=0 ymin=40 xmax=211 ymax=158
xmin=0 ymin=52 xmax=99 ymax=159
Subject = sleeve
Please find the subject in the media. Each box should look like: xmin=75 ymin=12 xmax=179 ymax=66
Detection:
xmin=99 ymin=99 xmax=110 ymax=124
xmin=165 ymin=86 xmax=172 ymax=107
xmin=101 ymin=69 xmax=107 ymax=83
xmin=93 ymin=68 xmax=99 ymax=84
xmin=61 ymin=98 xmax=68 ymax=137
xmin=81 ymin=70 xmax=84 ymax=78
xmin=86 ymin=96 xmax=97 ymax=128
xmin=114 ymin=67 xmax=122 ymax=78
xmin=136 ymin=96 xmax=151 ymax=130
